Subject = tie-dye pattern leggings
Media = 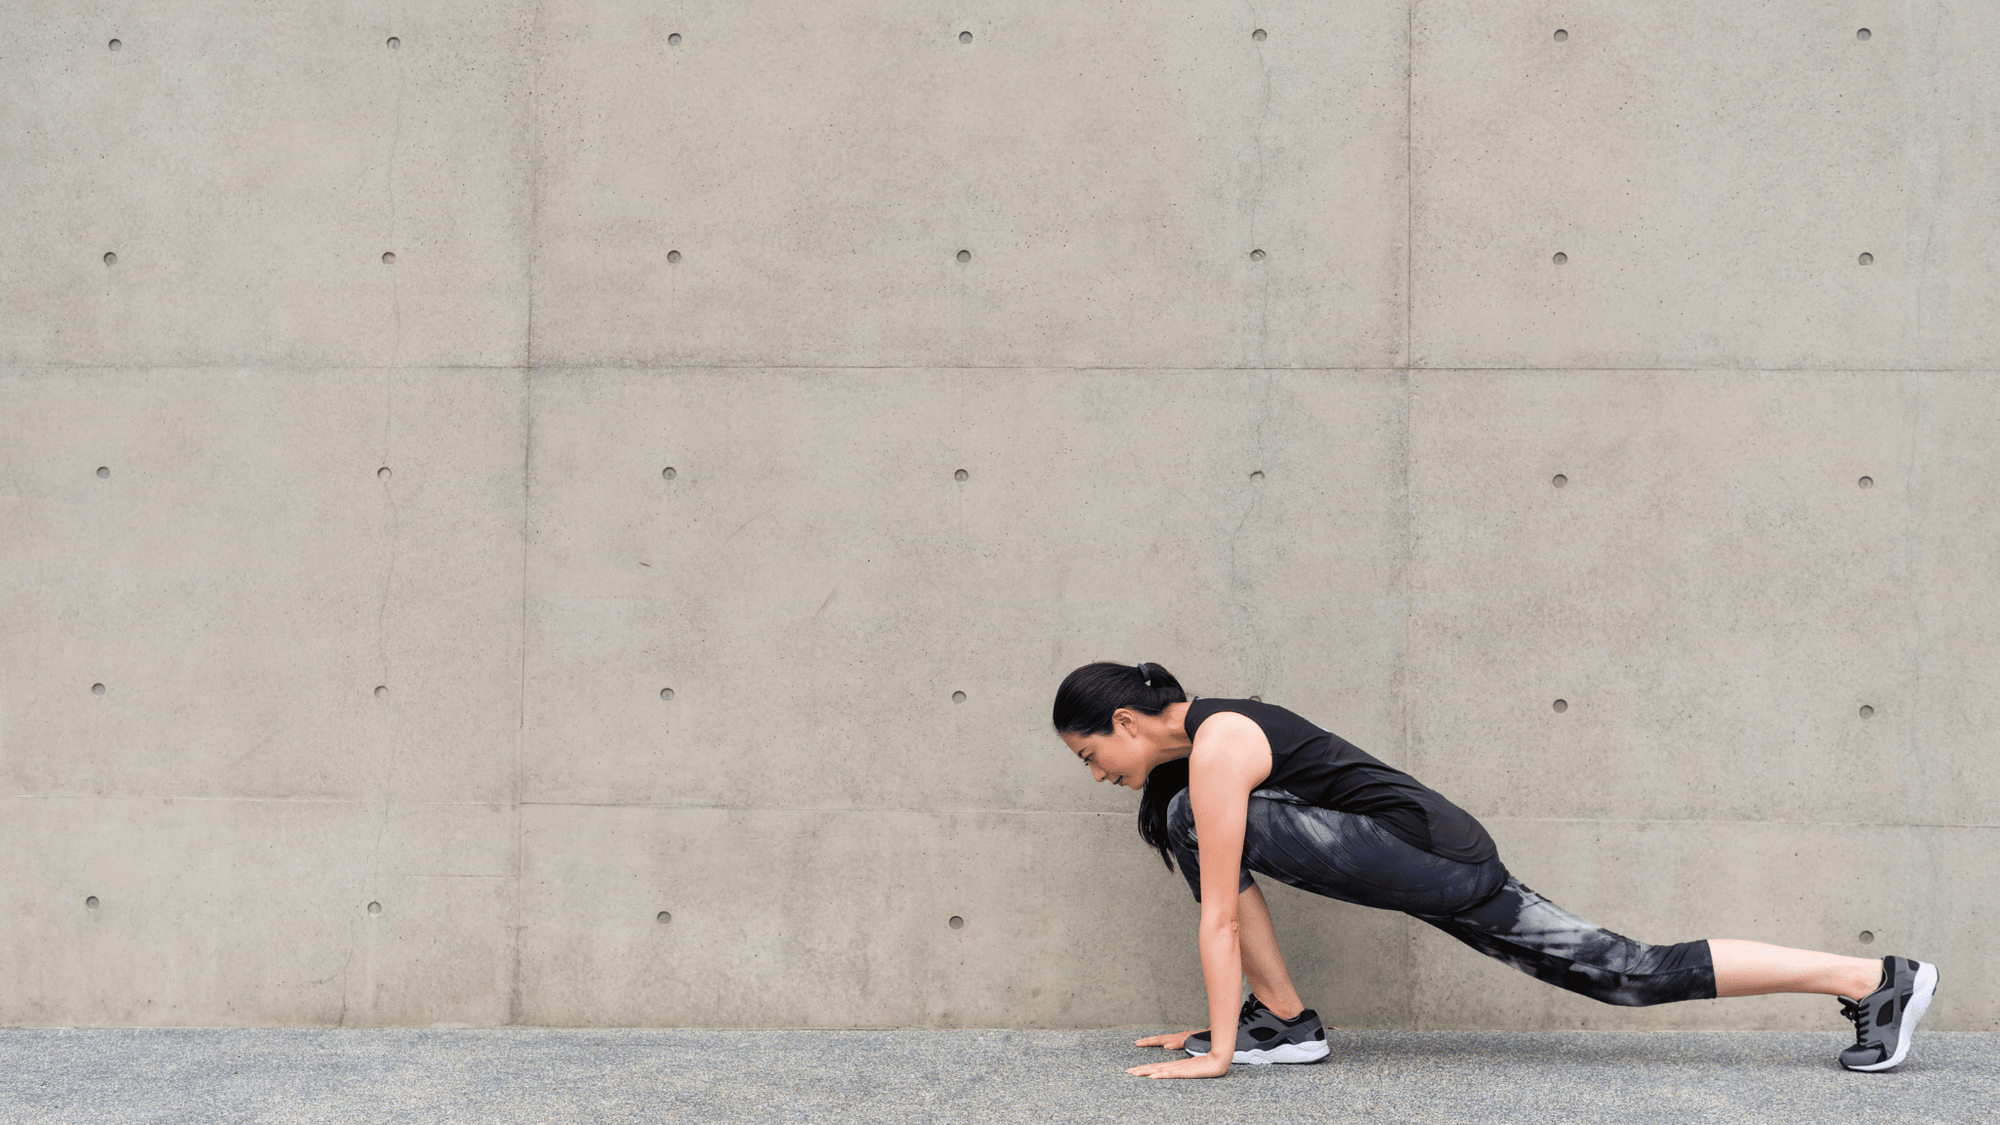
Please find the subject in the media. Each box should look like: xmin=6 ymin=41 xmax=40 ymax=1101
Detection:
xmin=1167 ymin=788 xmax=1715 ymax=1007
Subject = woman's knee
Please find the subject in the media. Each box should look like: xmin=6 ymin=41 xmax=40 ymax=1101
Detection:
xmin=1588 ymin=940 xmax=1718 ymax=1006
xmin=1431 ymin=879 xmax=1719 ymax=1006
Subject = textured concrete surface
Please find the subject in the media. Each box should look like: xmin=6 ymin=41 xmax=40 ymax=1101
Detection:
xmin=1403 ymin=370 xmax=2000 ymax=1031
xmin=0 ymin=4 xmax=533 ymax=367
xmin=3 ymin=1029 xmax=1996 ymax=1124
xmin=5 ymin=3 xmax=1999 ymax=1030
xmin=530 ymin=2 xmax=1408 ymax=368
xmin=1412 ymin=4 xmax=2000 ymax=370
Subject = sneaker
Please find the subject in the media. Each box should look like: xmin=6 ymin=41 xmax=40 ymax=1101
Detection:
xmin=1183 ymin=994 xmax=1329 ymax=1065
xmin=1839 ymin=955 xmax=1939 ymax=1072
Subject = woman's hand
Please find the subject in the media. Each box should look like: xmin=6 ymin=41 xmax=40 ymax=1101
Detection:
xmin=1126 ymin=1050 xmax=1231 ymax=1079
xmin=1133 ymin=1029 xmax=1201 ymax=1051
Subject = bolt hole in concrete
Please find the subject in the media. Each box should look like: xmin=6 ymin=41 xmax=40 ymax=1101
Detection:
xmin=949 ymin=916 xmax=965 ymax=929
xmin=368 ymin=902 xmax=382 ymax=915
xmin=1250 ymin=249 xmax=1266 ymax=261
xmin=1860 ymin=705 xmax=1875 ymax=719
xmin=960 ymin=30 xmax=973 ymax=43
xmin=1250 ymin=471 xmax=1265 ymax=484
xmin=86 ymin=897 xmax=100 ymax=909
xmin=1859 ymin=252 xmax=1873 ymax=265
xmin=1860 ymin=930 xmax=1875 ymax=943
xmin=660 ymin=688 xmax=675 ymax=701
xmin=952 ymin=691 xmax=966 ymax=704
xmin=669 ymin=32 xmax=682 ymax=45
xmin=1553 ymin=699 xmax=1568 ymax=713
xmin=1552 ymin=473 xmax=1567 ymax=487
xmin=662 ymin=466 xmax=677 ymax=479
xmin=374 ymin=685 xmax=388 ymax=698
xmin=382 ymin=251 xmax=396 ymax=264
xmin=1554 ymin=29 xmax=1568 ymax=42
xmin=954 ymin=468 xmax=968 ymax=481
xmin=377 ymin=466 xmax=391 ymax=479
xmin=1553 ymin=251 xmax=1567 ymax=264
xmin=957 ymin=249 xmax=972 ymax=263
xmin=1859 ymin=476 xmax=1873 ymax=488
xmin=667 ymin=250 xmax=681 ymax=263
xmin=108 ymin=38 xmax=121 ymax=51
xmin=1858 ymin=28 xmax=1871 ymax=41
xmin=92 ymin=683 xmax=105 ymax=696
xmin=657 ymin=911 xmax=672 ymax=924
xmin=1252 ymin=29 xmax=1267 ymax=42
xmin=386 ymin=36 xmax=399 ymax=49
xmin=103 ymin=251 xmax=117 ymax=265
xmin=97 ymin=466 xmax=110 ymax=478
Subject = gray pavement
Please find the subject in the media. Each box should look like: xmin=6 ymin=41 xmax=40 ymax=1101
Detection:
xmin=2 ymin=1028 xmax=1995 ymax=1124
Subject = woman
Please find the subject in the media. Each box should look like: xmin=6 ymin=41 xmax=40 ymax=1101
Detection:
xmin=1052 ymin=661 xmax=1939 ymax=1080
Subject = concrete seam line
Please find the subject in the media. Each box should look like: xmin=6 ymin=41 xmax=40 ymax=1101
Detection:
xmin=2 ymin=362 xmax=1987 ymax=373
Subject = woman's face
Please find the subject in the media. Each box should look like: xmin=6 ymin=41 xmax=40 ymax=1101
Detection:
xmin=1060 ymin=712 xmax=1153 ymax=790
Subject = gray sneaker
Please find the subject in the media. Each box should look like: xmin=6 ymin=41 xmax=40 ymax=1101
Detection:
xmin=1839 ymin=955 xmax=1938 ymax=1072
xmin=1183 ymin=994 xmax=1329 ymax=1065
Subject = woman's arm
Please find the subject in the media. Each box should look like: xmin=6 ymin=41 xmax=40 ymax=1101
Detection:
xmin=1127 ymin=712 xmax=1271 ymax=1079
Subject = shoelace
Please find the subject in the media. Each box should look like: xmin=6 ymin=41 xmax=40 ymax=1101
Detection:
xmin=1191 ymin=997 xmax=1266 ymax=1049
xmin=1839 ymin=997 xmax=1871 ymax=1045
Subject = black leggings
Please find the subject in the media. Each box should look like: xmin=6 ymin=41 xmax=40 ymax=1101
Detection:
xmin=1167 ymin=788 xmax=1715 ymax=1007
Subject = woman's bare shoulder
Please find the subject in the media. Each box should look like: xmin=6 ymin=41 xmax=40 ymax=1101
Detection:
xmin=1188 ymin=710 xmax=1272 ymax=783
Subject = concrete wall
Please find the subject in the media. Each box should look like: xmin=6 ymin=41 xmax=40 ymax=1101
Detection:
xmin=2 ymin=2 xmax=1995 ymax=1030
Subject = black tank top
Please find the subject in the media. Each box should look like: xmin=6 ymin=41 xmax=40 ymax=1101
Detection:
xmin=1183 ymin=698 xmax=1497 ymax=864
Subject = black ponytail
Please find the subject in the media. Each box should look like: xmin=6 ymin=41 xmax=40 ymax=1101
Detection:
xmin=1051 ymin=661 xmax=1190 ymax=871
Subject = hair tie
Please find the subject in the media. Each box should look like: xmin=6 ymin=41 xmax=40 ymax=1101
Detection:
xmin=1136 ymin=662 xmax=1151 ymax=686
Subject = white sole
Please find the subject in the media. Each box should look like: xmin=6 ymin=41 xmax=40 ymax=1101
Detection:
xmin=1185 ymin=1039 xmax=1330 ymax=1065
xmin=1846 ymin=961 xmax=1938 ymax=1072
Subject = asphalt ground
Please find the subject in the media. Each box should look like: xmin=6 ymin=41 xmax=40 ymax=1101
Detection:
xmin=2 ymin=1028 xmax=1994 ymax=1124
